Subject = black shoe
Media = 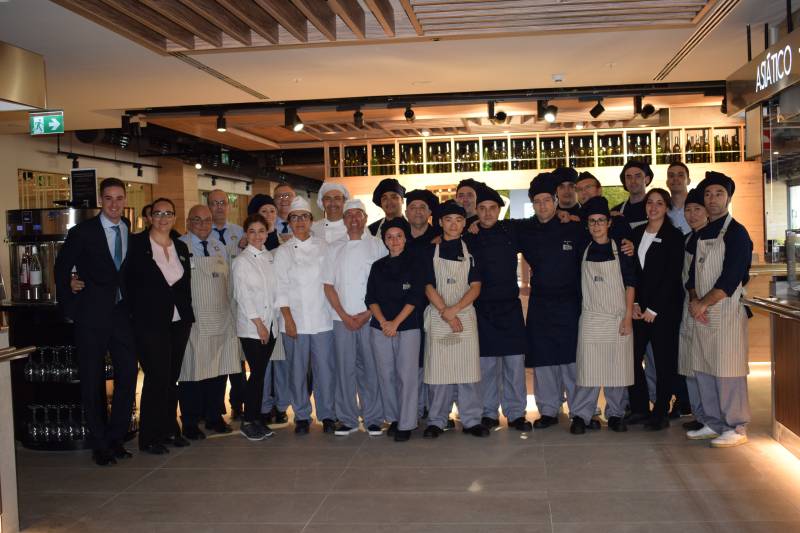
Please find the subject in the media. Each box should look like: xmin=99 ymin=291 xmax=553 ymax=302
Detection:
xmin=387 ymin=421 xmax=399 ymax=437
xmin=140 ymin=443 xmax=170 ymax=455
xmin=322 ymin=419 xmax=336 ymax=434
xmin=607 ymin=416 xmax=628 ymax=432
xmin=92 ymin=448 xmax=117 ymax=466
xmin=533 ymin=415 xmax=559 ymax=429
xmin=423 ymin=425 xmax=443 ymax=439
xmin=170 ymin=434 xmax=191 ymax=447
xmin=394 ymin=429 xmax=411 ymax=442
xmin=481 ymin=417 xmax=500 ymax=429
xmin=587 ymin=418 xmax=602 ymax=430
xmin=206 ymin=420 xmax=233 ymax=434
xmin=445 ymin=419 xmax=456 ymax=430
xmin=260 ymin=412 xmax=274 ymax=426
xmin=508 ymin=417 xmax=533 ymax=432
xmin=230 ymin=406 xmax=243 ymax=420
xmin=182 ymin=424 xmax=206 ymax=440
xmin=682 ymin=420 xmax=704 ymax=431
xmin=111 ymin=443 xmax=133 ymax=459
xmin=463 ymin=424 xmax=490 ymax=437
xmin=294 ymin=419 xmax=310 ymax=435
xmin=570 ymin=418 xmax=587 ymax=435
xmin=644 ymin=417 xmax=670 ymax=431
xmin=274 ymin=411 xmax=289 ymax=425
xmin=624 ymin=412 xmax=650 ymax=425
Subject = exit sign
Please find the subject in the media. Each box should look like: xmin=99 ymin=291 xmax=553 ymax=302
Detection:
xmin=29 ymin=110 xmax=64 ymax=135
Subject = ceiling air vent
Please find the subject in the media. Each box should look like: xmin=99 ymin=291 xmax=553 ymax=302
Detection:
xmin=170 ymin=52 xmax=269 ymax=100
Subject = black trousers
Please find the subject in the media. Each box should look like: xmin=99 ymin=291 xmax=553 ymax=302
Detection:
xmin=239 ymin=336 xmax=275 ymax=422
xmin=630 ymin=317 xmax=680 ymax=419
xmin=178 ymin=375 xmax=227 ymax=426
xmin=136 ymin=320 xmax=191 ymax=448
xmin=74 ymin=304 xmax=139 ymax=451
xmin=228 ymin=363 xmax=246 ymax=411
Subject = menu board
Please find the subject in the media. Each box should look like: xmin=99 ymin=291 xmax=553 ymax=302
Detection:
xmin=70 ymin=168 xmax=97 ymax=208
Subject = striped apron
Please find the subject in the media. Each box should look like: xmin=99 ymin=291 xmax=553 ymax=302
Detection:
xmin=677 ymin=234 xmax=695 ymax=377
xmin=423 ymin=241 xmax=481 ymax=385
xmin=179 ymin=254 xmax=241 ymax=382
xmin=620 ymin=200 xmax=647 ymax=229
xmin=689 ymin=214 xmax=749 ymax=378
xmin=576 ymin=240 xmax=634 ymax=387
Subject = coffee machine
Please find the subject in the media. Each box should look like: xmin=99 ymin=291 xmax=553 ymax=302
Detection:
xmin=5 ymin=208 xmax=99 ymax=303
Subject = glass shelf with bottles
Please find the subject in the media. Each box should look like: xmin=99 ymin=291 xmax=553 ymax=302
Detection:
xmin=596 ymin=133 xmax=624 ymax=167
xmin=454 ymin=140 xmax=480 ymax=172
xmin=539 ymin=136 xmax=567 ymax=169
xmin=684 ymin=128 xmax=711 ymax=163
xmin=482 ymin=138 xmax=509 ymax=171
xmin=370 ymin=144 xmax=396 ymax=176
xmin=426 ymin=141 xmax=453 ymax=174
xmin=343 ymin=146 xmax=368 ymax=177
xmin=625 ymin=131 xmax=652 ymax=164
xmin=399 ymin=142 xmax=424 ymax=175
xmin=655 ymin=130 xmax=683 ymax=165
xmin=511 ymin=138 xmax=538 ymax=170
xmin=568 ymin=135 xmax=595 ymax=168
xmin=328 ymin=147 xmax=341 ymax=178
xmin=713 ymin=127 xmax=741 ymax=162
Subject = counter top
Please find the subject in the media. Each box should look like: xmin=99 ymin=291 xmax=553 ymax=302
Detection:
xmin=744 ymin=284 xmax=800 ymax=320
xmin=749 ymin=263 xmax=788 ymax=276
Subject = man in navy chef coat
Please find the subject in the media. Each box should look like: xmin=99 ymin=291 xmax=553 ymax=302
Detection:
xmin=368 ymin=178 xmax=406 ymax=236
xmin=611 ymin=161 xmax=652 ymax=229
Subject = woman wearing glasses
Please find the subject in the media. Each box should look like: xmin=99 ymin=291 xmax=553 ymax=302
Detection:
xmin=126 ymin=198 xmax=194 ymax=454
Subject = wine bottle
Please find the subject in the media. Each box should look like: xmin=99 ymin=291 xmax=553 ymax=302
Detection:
xmin=702 ymin=136 xmax=710 ymax=163
xmin=29 ymin=246 xmax=42 ymax=287
xmin=731 ymin=134 xmax=740 ymax=161
xmin=685 ymin=137 xmax=694 ymax=163
xmin=19 ymin=246 xmax=31 ymax=289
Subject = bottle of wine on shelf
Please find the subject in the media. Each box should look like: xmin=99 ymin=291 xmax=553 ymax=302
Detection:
xmin=685 ymin=138 xmax=694 ymax=163
xmin=702 ymin=136 xmax=710 ymax=163
xmin=731 ymin=134 xmax=740 ymax=161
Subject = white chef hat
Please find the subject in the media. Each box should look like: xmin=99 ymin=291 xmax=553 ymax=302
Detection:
xmin=343 ymin=198 xmax=366 ymax=214
xmin=317 ymin=182 xmax=351 ymax=210
xmin=288 ymin=195 xmax=312 ymax=214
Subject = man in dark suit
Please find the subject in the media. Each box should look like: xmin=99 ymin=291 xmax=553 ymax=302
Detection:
xmin=54 ymin=177 xmax=139 ymax=466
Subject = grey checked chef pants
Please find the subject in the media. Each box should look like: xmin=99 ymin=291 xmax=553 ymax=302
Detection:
xmin=372 ymin=328 xmax=421 ymax=432
xmin=261 ymin=360 xmax=291 ymax=414
xmin=685 ymin=375 xmax=706 ymax=425
xmin=695 ymin=371 xmax=750 ymax=435
xmin=479 ymin=354 xmax=527 ymax=421
xmin=534 ymin=362 xmax=596 ymax=420
xmin=428 ymin=383 xmax=481 ymax=429
xmin=283 ymin=330 xmax=336 ymax=422
xmin=333 ymin=321 xmax=384 ymax=428
xmin=573 ymin=386 xmax=626 ymax=422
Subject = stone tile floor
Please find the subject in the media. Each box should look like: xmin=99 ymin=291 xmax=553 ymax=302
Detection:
xmin=15 ymin=363 xmax=800 ymax=532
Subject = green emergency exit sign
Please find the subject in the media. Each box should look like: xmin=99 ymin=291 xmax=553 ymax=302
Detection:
xmin=29 ymin=110 xmax=64 ymax=135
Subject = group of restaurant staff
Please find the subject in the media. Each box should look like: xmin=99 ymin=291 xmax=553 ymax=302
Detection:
xmin=53 ymin=157 xmax=753 ymax=465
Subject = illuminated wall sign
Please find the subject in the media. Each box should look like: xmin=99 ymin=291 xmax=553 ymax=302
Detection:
xmin=727 ymin=30 xmax=800 ymax=115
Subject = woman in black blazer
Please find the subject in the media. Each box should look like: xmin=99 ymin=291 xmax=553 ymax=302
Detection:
xmin=627 ymin=188 xmax=685 ymax=430
xmin=125 ymin=197 xmax=195 ymax=454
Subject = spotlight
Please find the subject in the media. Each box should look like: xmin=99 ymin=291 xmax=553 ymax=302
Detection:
xmin=72 ymin=156 xmax=79 ymax=169
xmin=195 ymin=162 xmax=202 ymax=170
xmin=245 ymin=182 xmax=251 ymax=192
xmin=421 ymin=128 xmax=431 ymax=137
xmin=590 ymin=100 xmax=605 ymax=118
xmin=211 ymin=177 xmax=217 ymax=186
xmin=544 ymin=105 xmax=558 ymax=123
xmin=575 ymin=122 xmax=584 ymax=130
xmin=354 ymin=109 xmax=364 ymax=128
xmin=216 ymin=114 xmax=227 ymax=132
xmin=134 ymin=164 xmax=143 ymax=177
xmin=495 ymin=110 xmax=508 ymax=122
xmin=404 ymin=105 xmax=415 ymax=122
xmin=284 ymin=108 xmax=304 ymax=132
xmin=720 ymin=96 xmax=728 ymax=114
xmin=640 ymin=103 xmax=656 ymax=119
xmin=488 ymin=100 xmax=496 ymax=119
xmin=121 ymin=114 xmax=131 ymax=134
xmin=633 ymin=95 xmax=643 ymax=115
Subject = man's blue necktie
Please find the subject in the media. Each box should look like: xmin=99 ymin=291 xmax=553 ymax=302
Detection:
xmin=214 ymin=227 xmax=227 ymax=245
xmin=112 ymin=225 xmax=123 ymax=270
xmin=200 ymin=240 xmax=210 ymax=257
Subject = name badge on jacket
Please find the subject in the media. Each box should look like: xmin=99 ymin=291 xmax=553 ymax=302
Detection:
xmin=593 ymin=275 xmax=604 ymax=282
xmin=446 ymin=278 xmax=456 ymax=284
xmin=562 ymin=240 xmax=573 ymax=251
xmin=402 ymin=282 xmax=411 ymax=291
xmin=653 ymin=237 xmax=662 ymax=243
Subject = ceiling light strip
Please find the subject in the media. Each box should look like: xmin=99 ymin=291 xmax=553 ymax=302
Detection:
xmin=653 ymin=0 xmax=739 ymax=81
xmin=170 ymin=52 xmax=269 ymax=100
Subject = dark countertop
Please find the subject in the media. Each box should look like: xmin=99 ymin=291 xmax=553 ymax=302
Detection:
xmin=744 ymin=282 xmax=800 ymax=320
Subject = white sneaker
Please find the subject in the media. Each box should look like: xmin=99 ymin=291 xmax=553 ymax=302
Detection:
xmin=710 ymin=430 xmax=748 ymax=448
xmin=334 ymin=425 xmax=359 ymax=436
xmin=686 ymin=425 xmax=720 ymax=440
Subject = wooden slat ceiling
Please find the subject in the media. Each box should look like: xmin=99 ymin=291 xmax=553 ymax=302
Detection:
xmin=50 ymin=0 xmax=713 ymax=54
xmin=145 ymin=93 xmax=724 ymax=151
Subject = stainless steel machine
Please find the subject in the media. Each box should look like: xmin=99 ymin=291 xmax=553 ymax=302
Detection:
xmin=787 ymin=229 xmax=800 ymax=294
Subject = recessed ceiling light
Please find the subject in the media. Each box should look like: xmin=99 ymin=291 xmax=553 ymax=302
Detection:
xmin=774 ymin=151 xmax=780 ymax=155
xmin=421 ymin=128 xmax=431 ymax=137
xmin=575 ymin=122 xmax=584 ymax=130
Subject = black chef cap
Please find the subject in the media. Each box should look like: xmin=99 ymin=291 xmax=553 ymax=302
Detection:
xmin=456 ymin=178 xmax=482 ymax=193
xmin=372 ymin=178 xmax=406 ymax=207
xmin=437 ymin=199 xmax=466 ymax=219
xmin=247 ymin=194 xmax=275 ymax=215
xmin=380 ymin=216 xmax=412 ymax=242
xmin=576 ymin=171 xmax=600 ymax=186
xmin=528 ymin=173 xmax=558 ymax=199
xmin=405 ymin=189 xmax=439 ymax=212
xmin=619 ymin=160 xmax=654 ymax=190
xmin=685 ymin=187 xmax=705 ymax=207
xmin=552 ymin=166 xmax=579 ymax=184
xmin=475 ymin=183 xmax=505 ymax=207
xmin=698 ymin=171 xmax=735 ymax=197
xmin=581 ymin=196 xmax=610 ymax=220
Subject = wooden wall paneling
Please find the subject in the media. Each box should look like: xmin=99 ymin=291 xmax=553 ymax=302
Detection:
xmin=98 ymin=0 xmax=196 ymax=49
xmin=328 ymin=0 xmax=366 ymax=39
xmin=140 ymin=0 xmax=224 ymax=48
xmin=154 ymin=158 xmax=199 ymax=233
xmin=178 ymin=0 xmax=252 ymax=45
xmin=289 ymin=0 xmax=337 ymax=41
xmin=216 ymin=0 xmax=279 ymax=44
xmin=254 ymin=0 xmax=309 ymax=42
xmin=774 ymin=315 xmax=800 ymax=437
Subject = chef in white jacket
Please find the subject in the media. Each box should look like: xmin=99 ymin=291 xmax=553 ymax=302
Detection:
xmin=323 ymin=199 xmax=388 ymax=436
xmin=274 ymin=196 xmax=336 ymax=435
xmin=311 ymin=182 xmax=350 ymax=243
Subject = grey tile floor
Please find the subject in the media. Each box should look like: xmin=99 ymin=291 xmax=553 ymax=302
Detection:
xmin=16 ymin=364 xmax=800 ymax=532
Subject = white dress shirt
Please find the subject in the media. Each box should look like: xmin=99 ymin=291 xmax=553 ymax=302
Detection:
xmin=274 ymin=235 xmax=333 ymax=334
xmin=232 ymin=244 xmax=278 ymax=339
xmin=323 ymin=236 xmax=388 ymax=319
xmin=667 ymin=206 xmax=691 ymax=235
xmin=637 ymin=230 xmax=659 ymax=317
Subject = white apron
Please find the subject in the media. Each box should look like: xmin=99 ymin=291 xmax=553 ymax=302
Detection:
xmin=576 ymin=240 xmax=634 ymax=387
xmin=677 ymin=234 xmax=695 ymax=377
xmin=179 ymin=254 xmax=241 ymax=382
xmin=423 ymin=241 xmax=481 ymax=385
xmin=689 ymin=214 xmax=749 ymax=378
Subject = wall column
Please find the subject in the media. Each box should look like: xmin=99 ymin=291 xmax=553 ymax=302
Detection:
xmin=154 ymin=158 xmax=199 ymax=234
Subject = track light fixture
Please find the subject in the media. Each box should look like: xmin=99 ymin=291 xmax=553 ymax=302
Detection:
xmin=404 ymin=105 xmax=415 ymax=122
xmin=544 ymin=105 xmax=558 ymax=123
xmin=420 ymin=128 xmax=431 ymax=137
xmin=134 ymin=164 xmax=143 ymax=177
xmin=354 ymin=109 xmax=364 ymax=128
xmin=633 ymin=95 xmax=643 ymax=115
xmin=720 ymin=96 xmax=728 ymax=114
xmin=211 ymin=177 xmax=217 ymax=186
xmin=590 ymin=100 xmax=605 ymax=118
xmin=71 ymin=155 xmax=79 ymax=169
xmin=284 ymin=108 xmax=304 ymax=132
xmin=245 ymin=182 xmax=251 ymax=192
xmin=640 ymin=103 xmax=656 ymax=119
xmin=216 ymin=114 xmax=227 ymax=132
xmin=121 ymin=114 xmax=131 ymax=134
xmin=495 ymin=110 xmax=508 ymax=122
xmin=488 ymin=100 xmax=496 ymax=119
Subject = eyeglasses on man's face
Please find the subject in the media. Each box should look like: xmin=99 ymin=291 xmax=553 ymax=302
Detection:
xmin=289 ymin=213 xmax=311 ymax=222
xmin=587 ymin=217 xmax=609 ymax=226
xmin=152 ymin=210 xmax=175 ymax=218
